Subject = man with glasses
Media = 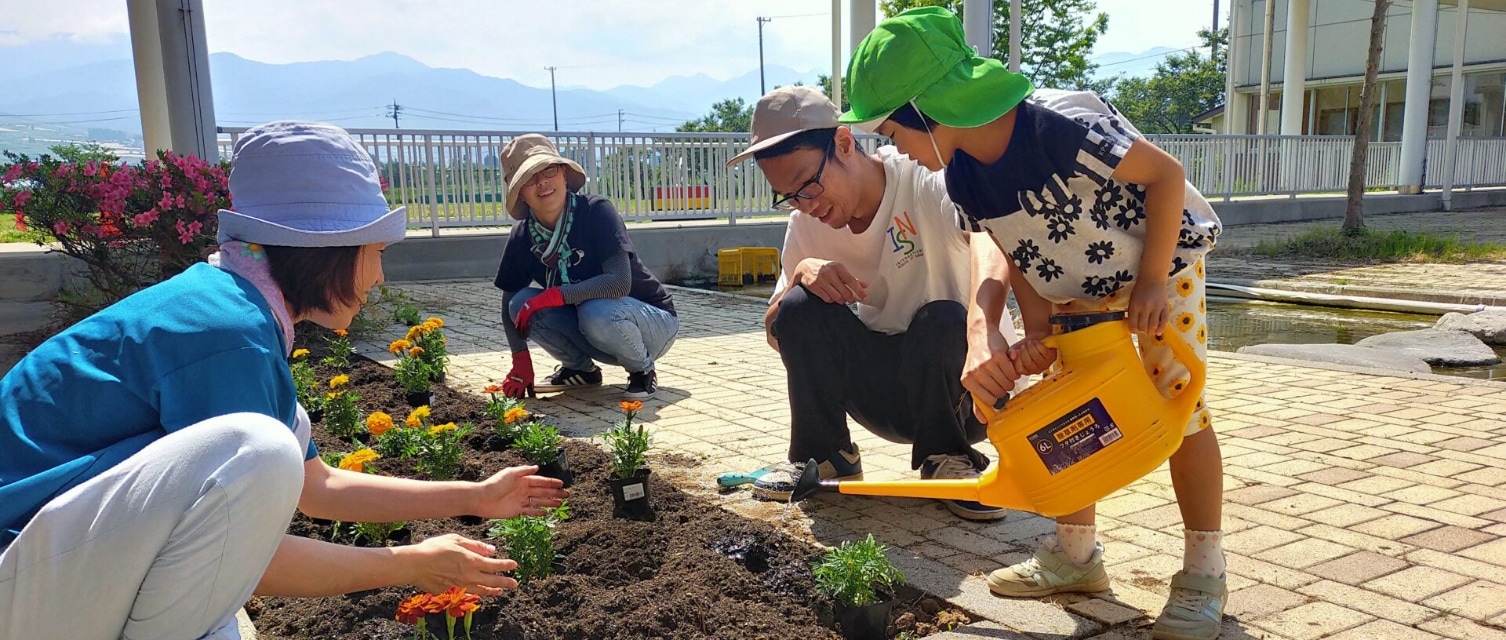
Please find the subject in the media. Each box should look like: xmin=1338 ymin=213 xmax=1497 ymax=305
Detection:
xmin=725 ymin=86 xmax=1016 ymax=521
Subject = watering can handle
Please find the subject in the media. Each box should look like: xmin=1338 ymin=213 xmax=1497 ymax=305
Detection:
xmin=1158 ymin=328 xmax=1207 ymax=421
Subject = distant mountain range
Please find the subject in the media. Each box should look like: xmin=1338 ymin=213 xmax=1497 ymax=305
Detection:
xmin=0 ymin=37 xmax=1176 ymax=155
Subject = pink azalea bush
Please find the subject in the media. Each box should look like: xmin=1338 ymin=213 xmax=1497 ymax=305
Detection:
xmin=0 ymin=147 xmax=230 ymax=309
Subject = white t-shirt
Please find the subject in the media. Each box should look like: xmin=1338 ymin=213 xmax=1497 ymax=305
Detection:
xmin=773 ymin=146 xmax=1016 ymax=340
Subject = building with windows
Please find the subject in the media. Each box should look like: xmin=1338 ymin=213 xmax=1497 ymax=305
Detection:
xmin=1228 ymin=0 xmax=1505 ymax=139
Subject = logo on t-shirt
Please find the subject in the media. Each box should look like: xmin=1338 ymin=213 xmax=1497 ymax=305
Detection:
xmin=887 ymin=211 xmax=925 ymax=269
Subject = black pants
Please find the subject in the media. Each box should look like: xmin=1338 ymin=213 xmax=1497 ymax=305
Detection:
xmin=770 ymin=285 xmax=989 ymax=470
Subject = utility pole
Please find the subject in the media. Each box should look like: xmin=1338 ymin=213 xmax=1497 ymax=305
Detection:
xmin=387 ymin=100 xmax=402 ymax=129
xmin=757 ymin=17 xmax=773 ymax=95
xmin=618 ymin=109 xmax=625 ymax=132
xmin=1211 ymin=0 xmax=1220 ymax=59
xmin=544 ymin=66 xmax=559 ymax=131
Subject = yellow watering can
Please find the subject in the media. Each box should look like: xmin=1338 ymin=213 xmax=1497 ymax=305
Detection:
xmin=791 ymin=313 xmax=1205 ymax=518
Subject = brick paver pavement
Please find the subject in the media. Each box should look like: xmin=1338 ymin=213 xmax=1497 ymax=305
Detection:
xmin=359 ymin=280 xmax=1506 ymax=640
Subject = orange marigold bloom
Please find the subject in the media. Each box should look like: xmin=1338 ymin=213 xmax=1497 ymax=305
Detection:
xmin=333 ymin=329 xmax=349 ymax=337
xmin=388 ymin=339 xmax=412 ymax=355
xmin=339 ymin=448 xmax=380 ymax=472
xmin=427 ymin=317 xmax=445 ymax=328
xmin=396 ymin=593 xmax=430 ymax=625
xmin=408 ymin=346 xmax=425 ymax=358
xmin=367 ymin=411 xmax=393 ymax=436
xmin=483 ymin=383 xmax=505 ymax=395
xmin=619 ymin=400 xmax=644 ymax=413
xmin=503 ymin=406 xmax=529 ymax=424
xmin=405 ymin=325 xmax=425 ymax=341
xmin=405 ymin=406 xmax=431 ymax=428
xmin=421 ymin=588 xmax=453 ymax=614
xmin=446 ymin=589 xmax=480 ymax=618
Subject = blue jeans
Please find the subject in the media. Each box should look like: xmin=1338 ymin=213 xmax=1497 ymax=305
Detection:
xmin=509 ymin=288 xmax=679 ymax=373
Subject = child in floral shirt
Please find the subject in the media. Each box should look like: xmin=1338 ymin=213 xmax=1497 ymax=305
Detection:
xmin=841 ymin=8 xmax=1227 ymax=640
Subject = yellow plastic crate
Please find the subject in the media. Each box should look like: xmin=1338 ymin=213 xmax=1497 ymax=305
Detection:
xmin=717 ymin=248 xmax=745 ymax=286
xmin=741 ymin=247 xmax=780 ymax=281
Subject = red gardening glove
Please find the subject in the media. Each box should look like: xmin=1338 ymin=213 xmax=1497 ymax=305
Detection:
xmin=515 ymin=287 xmax=564 ymax=336
xmin=502 ymin=350 xmax=534 ymax=398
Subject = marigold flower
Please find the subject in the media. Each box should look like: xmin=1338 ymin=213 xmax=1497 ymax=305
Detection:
xmin=396 ymin=593 xmax=430 ymax=625
xmin=408 ymin=346 xmax=425 ymax=358
xmin=333 ymin=329 xmax=349 ymax=337
xmin=483 ymin=383 xmax=505 ymax=395
xmin=405 ymin=325 xmax=425 ymax=341
xmin=421 ymin=590 xmax=449 ymax=614
xmin=447 ymin=590 xmax=480 ymax=618
xmin=405 ymin=405 xmax=431 ymax=427
xmin=339 ymin=448 xmax=380 ymax=472
xmin=367 ymin=411 xmax=394 ymax=436
xmin=428 ymin=422 xmax=457 ymax=437
xmin=619 ymin=400 xmax=643 ymax=413
xmin=325 ymin=391 xmax=340 ymax=401
xmin=388 ymin=339 xmax=412 ymax=355
xmin=427 ymin=317 xmax=445 ymax=328
xmin=291 ymin=348 xmax=310 ymax=359
xmin=329 ymin=374 xmax=350 ymax=389
xmin=503 ymin=406 xmax=529 ymax=424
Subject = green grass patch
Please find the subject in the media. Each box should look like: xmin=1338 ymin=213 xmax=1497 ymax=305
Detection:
xmin=0 ymin=216 xmax=33 ymax=244
xmin=1252 ymin=227 xmax=1506 ymax=263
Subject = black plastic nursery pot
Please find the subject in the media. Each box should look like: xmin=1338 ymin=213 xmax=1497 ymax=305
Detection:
xmin=430 ymin=369 xmax=446 ymax=384
xmin=404 ymin=390 xmax=434 ymax=408
xmin=536 ymin=450 xmax=574 ymax=488
xmin=835 ymin=596 xmax=893 ymax=640
xmin=608 ymin=468 xmax=653 ymax=518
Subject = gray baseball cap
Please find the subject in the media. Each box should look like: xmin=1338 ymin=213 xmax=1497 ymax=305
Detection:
xmin=727 ymin=86 xmax=841 ymax=166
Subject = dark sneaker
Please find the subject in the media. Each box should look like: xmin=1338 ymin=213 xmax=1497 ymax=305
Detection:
xmin=921 ymin=454 xmax=1008 ymax=521
xmin=533 ymin=365 xmax=603 ymax=392
xmin=752 ymin=444 xmax=864 ymax=502
xmin=624 ymin=370 xmax=658 ymax=399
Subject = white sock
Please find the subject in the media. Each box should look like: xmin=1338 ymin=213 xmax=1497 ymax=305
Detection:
xmin=1184 ymin=529 xmax=1226 ymax=578
xmin=1055 ymin=522 xmax=1097 ymax=565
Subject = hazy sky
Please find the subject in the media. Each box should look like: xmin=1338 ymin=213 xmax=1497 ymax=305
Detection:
xmin=1 ymin=0 xmax=1221 ymax=88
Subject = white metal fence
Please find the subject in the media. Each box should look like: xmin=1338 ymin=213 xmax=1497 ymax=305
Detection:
xmin=218 ymin=128 xmax=1506 ymax=232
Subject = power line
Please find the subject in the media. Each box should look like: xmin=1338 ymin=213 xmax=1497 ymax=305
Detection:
xmin=2 ymin=115 xmax=136 ymax=126
xmin=0 ymin=108 xmax=139 ymax=117
xmin=1095 ymin=46 xmax=1200 ymax=70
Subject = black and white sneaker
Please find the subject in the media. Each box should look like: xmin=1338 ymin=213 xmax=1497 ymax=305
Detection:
xmin=533 ymin=365 xmax=602 ymax=392
xmin=624 ymin=370 xmax=658 ymax=399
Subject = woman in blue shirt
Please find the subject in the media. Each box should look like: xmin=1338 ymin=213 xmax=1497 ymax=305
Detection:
xmin=0 ymin=121 xmax=568 ymax=640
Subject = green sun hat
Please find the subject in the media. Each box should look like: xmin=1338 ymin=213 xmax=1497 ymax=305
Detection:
xmin=839 ymin=6 xmax=1034 ymax=132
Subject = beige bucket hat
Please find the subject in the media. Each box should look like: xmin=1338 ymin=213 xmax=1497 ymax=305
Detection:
xmin=727 ymin=86 xmax=841 ymax=166
xmin=501 ymin=134 xmax=586 ymax=220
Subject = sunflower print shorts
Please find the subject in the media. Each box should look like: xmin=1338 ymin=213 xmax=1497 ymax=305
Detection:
xmin=1052 ymin=259 xmax=1211 ymax=437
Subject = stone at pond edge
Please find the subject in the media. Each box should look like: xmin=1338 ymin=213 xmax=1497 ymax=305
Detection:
xmin=1237 ymin=343 xmax=1433 ymax=373
xmin=1355 ymin=328 xmax=1502 ymax=367
xmin=1435 ymin=308 xmax=1506 ymax=345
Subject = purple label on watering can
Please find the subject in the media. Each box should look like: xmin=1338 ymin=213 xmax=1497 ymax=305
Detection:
xmin=1027 ymin=398 xmax=1123 ymax=475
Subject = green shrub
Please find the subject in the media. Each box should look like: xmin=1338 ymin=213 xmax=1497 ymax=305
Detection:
xmin=486 ymin=502 xmax=570 ymax=584
xmin=513 ymin=421 xmax=563 ymax=466
xmin=812 ymin=534 xmax=905 ymax=608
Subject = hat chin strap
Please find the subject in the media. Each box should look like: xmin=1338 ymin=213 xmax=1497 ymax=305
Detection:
xmin=913 ymin=99 xmax=948 ymax=170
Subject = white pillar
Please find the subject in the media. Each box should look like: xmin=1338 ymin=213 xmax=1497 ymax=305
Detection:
xmin=964 ymin=0 xmax=992 ymax=55
xmin=1398 ymin=0 xmax=1438 ymax=194
xmin=1442 ymin=0 xmax=1469 ymax=209
xmin=1257 ymin=0 xmax=1275 ymax=134
xmin=156 ymin=0 xmax=217 ymax=161
xmin=1225 ymin=0 xmax=1244 ymax=134
xmin=1009 ymin=0 xmax=1022 ymax=72
xmin=1280 ymin=0 xmax=1310 ymax=134
xmin=831 ymin=0 xmax=843 ymax=109
xmin=851 ymin=0 xmax=876 ymax=59
xmin=128 ymin=0 xmax=172 ymax=156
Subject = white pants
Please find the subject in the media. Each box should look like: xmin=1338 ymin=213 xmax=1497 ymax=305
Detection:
xmin=0 ymin=413 xmax=305 ymax=640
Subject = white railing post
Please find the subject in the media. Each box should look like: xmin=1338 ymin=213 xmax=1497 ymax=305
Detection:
xmin=423 ymin=135 xmax=440 ymax=237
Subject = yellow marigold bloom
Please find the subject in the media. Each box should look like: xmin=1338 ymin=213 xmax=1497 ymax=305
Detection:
xmin=405 ymin=325 xmax=424 ymax=341
xmin=428 ymin=422 xmax=458 ymax=437
xmin=503 ymin=406 xmax=529 ymax=424
xmin=619 ymin=400 xmax=643 ymax=413
xmin=333 ymin=329 xmax=349 ymax=337
xmin=388 ymin=339 xmax=412 ymax=355
xmin=339 ymin=448 xmax=380 ymax=472
xmin=405 ymin=406 xmax=431 ymax=427
xmin=329 ymin=374 xmax=350 ymax=388
xmin=408 ymin=346 xmax=425 ymax=358
xmin=367 ymin=412 xmax=393 ymax=436
xmin=427 ymin=317 xmax=445 ymax=328
xmin=291 ymin=348 xmax=310 ymax=359
xmin=325 ymin=391 xmax=340 ymax=401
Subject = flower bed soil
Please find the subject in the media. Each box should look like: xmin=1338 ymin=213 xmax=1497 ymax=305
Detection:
xmin=248 ymin=326 xmax=972 ymax=639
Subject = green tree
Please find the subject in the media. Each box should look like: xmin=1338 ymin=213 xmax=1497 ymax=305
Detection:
xmin=881 ymin=0 xmax=1110 ymax=91
xmin=676 ymin=98 xmax=754 ymax=133
xmin=1108 ymin=28 xmax=1227 ymax=134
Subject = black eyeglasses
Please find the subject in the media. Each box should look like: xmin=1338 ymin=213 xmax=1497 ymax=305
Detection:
xmin=771 ymin=140 xmax=834 ymax=211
